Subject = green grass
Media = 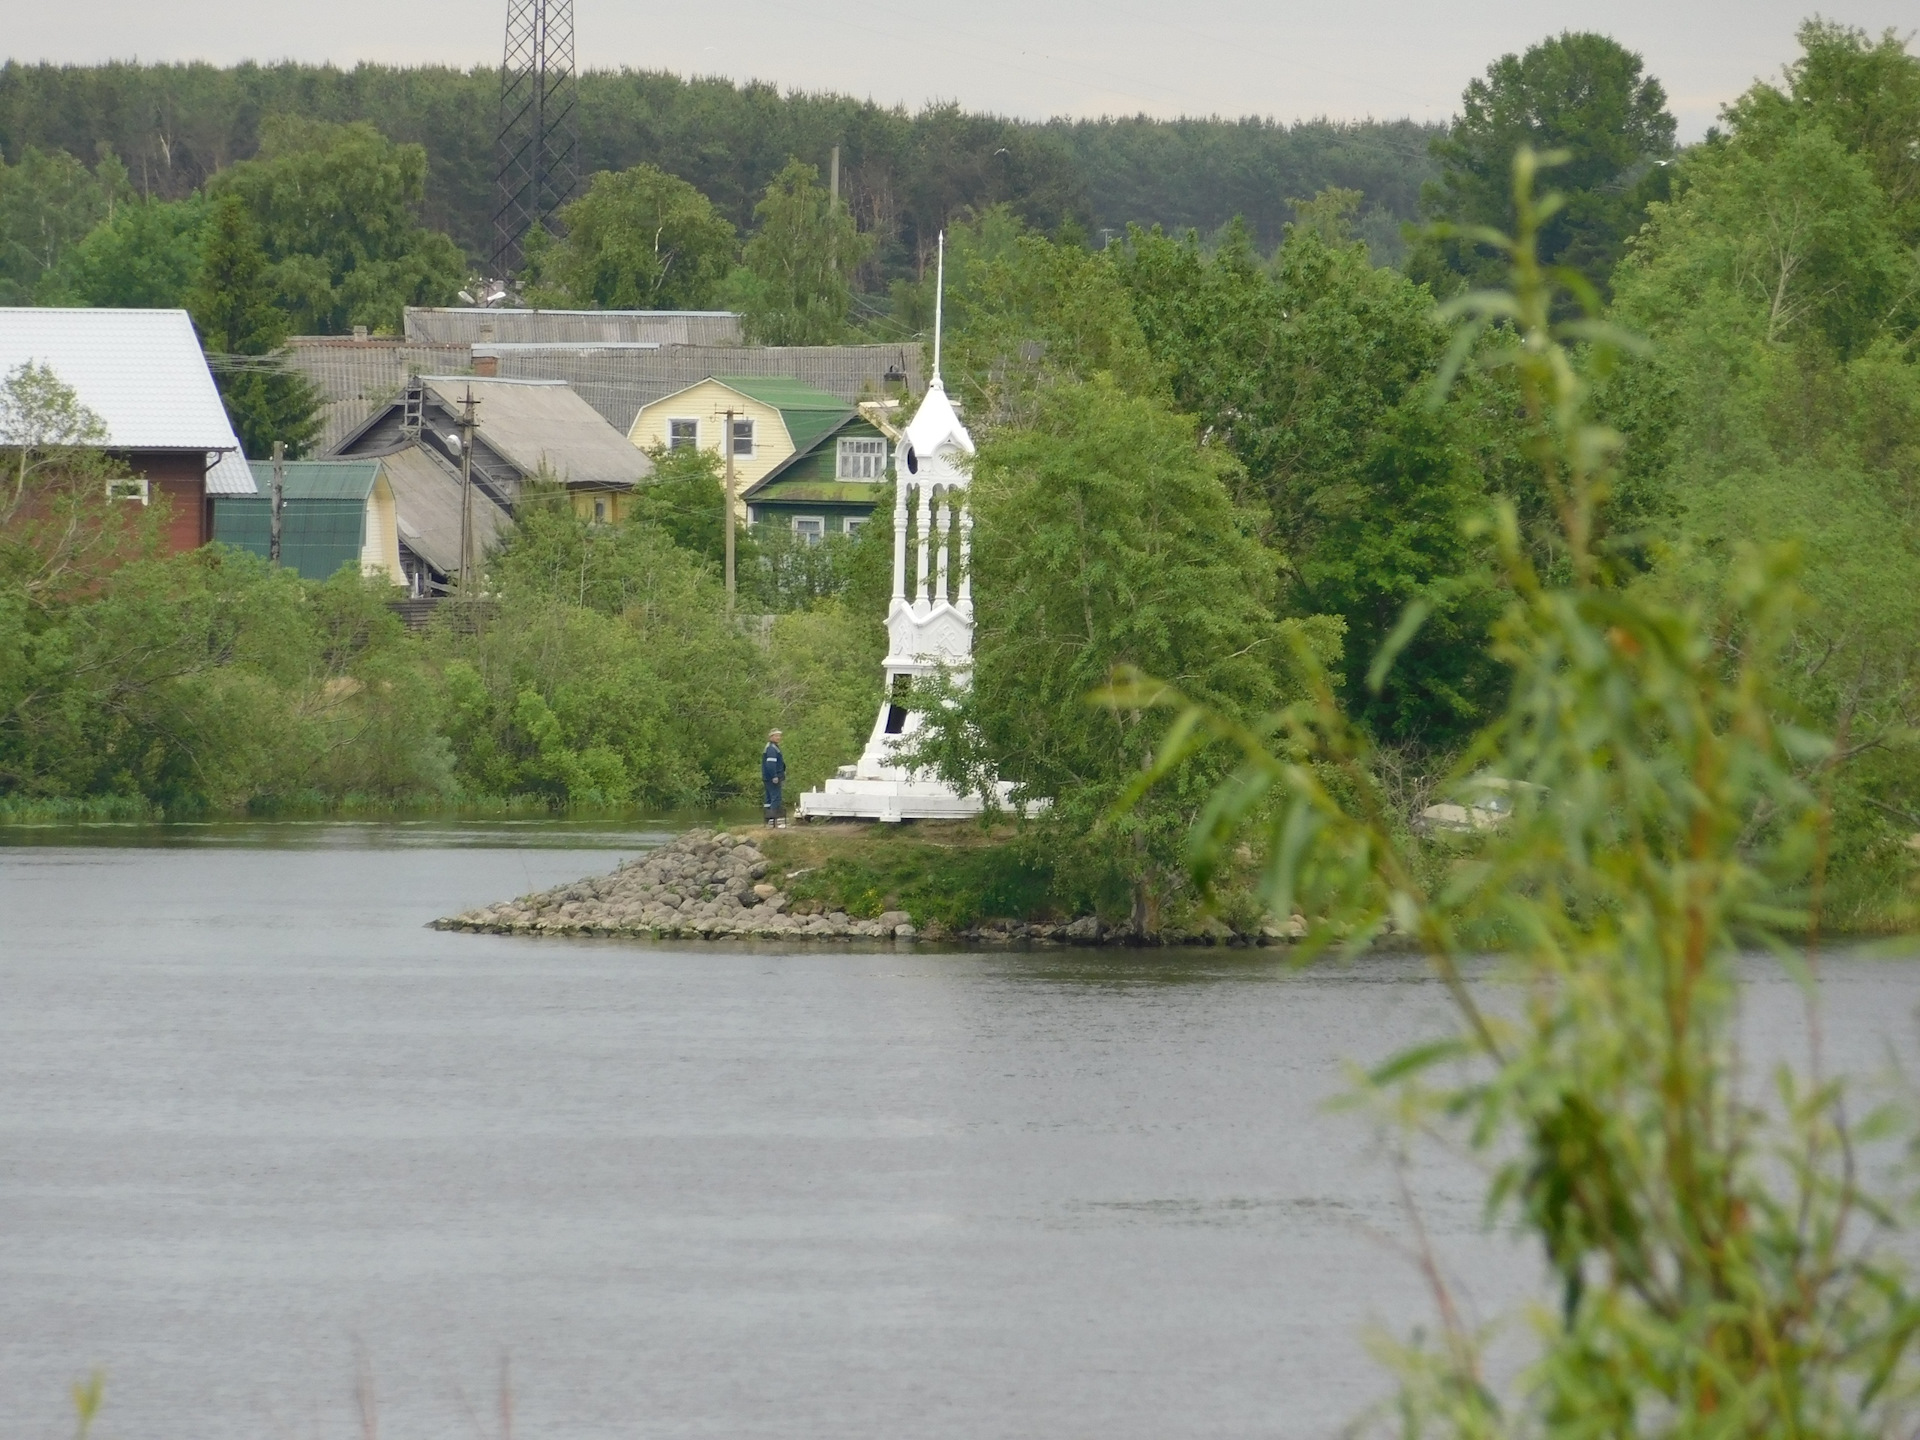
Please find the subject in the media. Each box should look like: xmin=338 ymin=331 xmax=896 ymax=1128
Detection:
xmin=759 ymin=820 xmax=1058 ymax=930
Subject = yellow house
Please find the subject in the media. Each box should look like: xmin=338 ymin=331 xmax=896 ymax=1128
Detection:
xmin=629 ymin=376 xmax=855 ymax=518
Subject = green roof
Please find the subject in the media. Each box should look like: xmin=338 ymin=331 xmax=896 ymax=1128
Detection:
xmin=715 ymin=376 xmax=850 ymax=411
xmin=750 ymin=480 xmax=886 ymax=507
xmin=245 ymin=459 xmax=383 ymax=502
xmin=715 ymin=375 xmax=854 ymax=455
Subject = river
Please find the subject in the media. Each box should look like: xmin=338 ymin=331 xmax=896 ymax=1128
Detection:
xmin=2 ymin=822 xmax=1915 ymax=1437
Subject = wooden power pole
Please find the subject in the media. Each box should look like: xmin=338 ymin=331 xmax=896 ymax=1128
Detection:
xmin=457 ymin=386 xmax=480 ymax=593
xmin=269 ymin=441 xmax=285 ymax=566
xmin=722 ymin=406 xmax=737 ymax=611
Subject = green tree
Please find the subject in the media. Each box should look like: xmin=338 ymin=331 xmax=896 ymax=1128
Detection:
xmin=186 ymin=195 xmax=320 ymax=458
xmin=208 ymin=116 xmax=466 ymax=334
xmin=524 ymin=164 xmax=736 ymax=308
xmin=0 ymin=145 xmax=128 ymax=302
xmin=941 ymin=206 xmax=1158 ymax=424
xmin=0 ymin=361 xmax=151 ymax=602
xmin=1609 ymin=24 xmax=1920 ymax=926
xmin=628 ymin=441 xmax=730 ymax=568
xmin=1134 ymin=150 xmax=1920 ymax=1433
xmin=1725 ymin=20 xmax=1920 ymax=245
xmin=1113 ymin=210 xmax=1505 ymax=742
xmin=734 ymin=159 xmax=873 ymax=345
xmin=451 ymin=485 xmax=774 ymax=804
xmin=35 ymin=194 xmax=206 ymax=307
xmin=1412 ymin=32 xmax=1676 ymax=298
xmin=909 ymin=376 xmax=1321 ymax=928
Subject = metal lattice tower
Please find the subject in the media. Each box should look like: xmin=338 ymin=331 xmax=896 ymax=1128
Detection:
xmin=492 ymin=0 xmax=578 ymax=279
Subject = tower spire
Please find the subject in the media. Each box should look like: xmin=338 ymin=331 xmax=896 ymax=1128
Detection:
xmin=932 ymin=231 xmax=945 ymax=384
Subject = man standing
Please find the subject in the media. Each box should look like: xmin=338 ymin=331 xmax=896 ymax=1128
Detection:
xmin=762 ymin=729 xmax=787 ymax=828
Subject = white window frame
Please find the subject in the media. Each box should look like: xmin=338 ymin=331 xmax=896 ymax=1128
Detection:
xmin=730 ymin=417 xmax=755 ymax=457
xmin=842 ymin=515 xmax=866 ymax=537
xmin=837 ymin=436 xmax=886 ymax=479
xmin=107 ymin=475 xmax=150 ymax=505
xmin=792 ymin=515 xmax=826 ymax=546
xmin=668 ymin=418 xmax=699 ymax=450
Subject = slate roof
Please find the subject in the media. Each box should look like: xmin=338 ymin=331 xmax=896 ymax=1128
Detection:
xmin=0 ymin=309 xmax=249 ymax=487
xmin=405 ymin=308 xmax=743 ymax=346
xmin=419 ymin=376 xmax=649 ymax=490
xmin=378 ymin=443 xmax=512 ymax=578
xmin=283 ymin=336 xmax=925 ymax=440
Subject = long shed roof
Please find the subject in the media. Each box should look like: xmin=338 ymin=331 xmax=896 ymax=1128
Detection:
xmin=379 ymin=443 xmax=512 ymax=577
xmin=419 ymin=376 xmax=649 ymax=490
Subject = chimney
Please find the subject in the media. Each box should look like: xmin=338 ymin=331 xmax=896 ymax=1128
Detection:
xmin=473 ymin=353 xmax=500 ymax=378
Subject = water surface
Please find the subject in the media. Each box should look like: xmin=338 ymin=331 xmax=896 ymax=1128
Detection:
xmin=3 ymin=824 xmax=1915 ymax=1438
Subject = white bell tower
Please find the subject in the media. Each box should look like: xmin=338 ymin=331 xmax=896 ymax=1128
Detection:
xmin=798 ymin=235 xmax=1015 ymax=822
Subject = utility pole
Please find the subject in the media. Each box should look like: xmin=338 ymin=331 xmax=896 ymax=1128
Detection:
xmin=722 ymin=407 xmax=737 ymax=612
xmin=269 ymin=441 xmax=285 ymax=566
xmin=828 ymin=145 xmax=841 ymax=279
xmin=457 ymin=387 xmax=480 ymax=594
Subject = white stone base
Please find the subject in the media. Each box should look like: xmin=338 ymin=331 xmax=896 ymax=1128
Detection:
xmin=797 ymin=774 xmax=1018 ymax=823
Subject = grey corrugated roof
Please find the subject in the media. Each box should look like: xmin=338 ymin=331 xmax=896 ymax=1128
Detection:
xmin=0 ymin=306 xmax=246 ymax=459
xmin=489 ymin=343 xmax=924 ymax=431
xmin=284 ymin=335 xmax=927 ymax=445
xmin=405 ymin=308 xmax=743 ymax=346
xmin=282 ymin=338 xmax=472 ymax=453
xmin=379 ymin=443 xmax=512 ymax=577
xmin=419 ymin=376 xmax=649 ymax=490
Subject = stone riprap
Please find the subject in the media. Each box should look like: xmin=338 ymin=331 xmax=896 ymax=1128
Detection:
xmin=432 ymin=830 xmax=917 ymax=941
xmin=432 ymin=828 xmax=1314 ymax=946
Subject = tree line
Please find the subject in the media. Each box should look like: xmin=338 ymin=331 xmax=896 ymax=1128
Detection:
xmin=0 ymin=60 xmax=1439 ymax=282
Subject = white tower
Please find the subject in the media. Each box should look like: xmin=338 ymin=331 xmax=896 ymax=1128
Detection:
xmin=798 ymin=236 xmax=1015 ymax=822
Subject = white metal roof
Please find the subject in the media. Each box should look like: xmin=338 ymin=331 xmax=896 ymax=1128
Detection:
xmin=0 ymin=308 xmax=244 ymax=455
xmin=903 ymin=376 xmax=975 ymax=463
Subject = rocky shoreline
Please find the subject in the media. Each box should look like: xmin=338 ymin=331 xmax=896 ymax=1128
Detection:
xmin=431 ymin=829 xmax=1308 ymax=946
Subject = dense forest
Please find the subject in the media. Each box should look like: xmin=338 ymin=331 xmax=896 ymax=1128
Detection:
xmin=0 ymin=61 xmax=1440 ymax=276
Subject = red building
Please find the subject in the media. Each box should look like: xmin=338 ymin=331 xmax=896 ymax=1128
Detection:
xmin=0 ymin=308 xmax=253 ymax=551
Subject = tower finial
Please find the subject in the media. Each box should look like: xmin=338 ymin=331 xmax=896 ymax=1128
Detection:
xmin=932 ymin=230 xmax=945 ymax=384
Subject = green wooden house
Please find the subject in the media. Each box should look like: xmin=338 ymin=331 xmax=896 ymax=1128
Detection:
xmin=731 ymin=385 xmax=893 ymax=543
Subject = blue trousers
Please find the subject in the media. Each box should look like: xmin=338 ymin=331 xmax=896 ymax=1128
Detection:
xmin=763 ymin=780 xmax=783 ymax=813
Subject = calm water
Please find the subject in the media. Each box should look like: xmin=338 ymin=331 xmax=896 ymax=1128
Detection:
xmin=3 ymin=823 xmax=1917 ymax=1438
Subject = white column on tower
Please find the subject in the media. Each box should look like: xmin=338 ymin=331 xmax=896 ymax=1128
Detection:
xmin=958 ymin=502 xmax=973 ymax=609
xmin=891 ymin=475 xmax=910 ymax=602
xmin=915 ymin=482 xmax=933 ymax=607
xmin=935 ymin=493 xmax=953 ymax=602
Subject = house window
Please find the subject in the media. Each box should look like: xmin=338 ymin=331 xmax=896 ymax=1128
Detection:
xmin=593 ymin=497 xmax=608 ymax=523
xmin=843 ymin=516 xmax=865 ymax=538
xmin=837 ymin=436 xmax=886 ymax=478
xmin=792 ymin=515 xmax=825 ymax=546
xmin=668 ymin=418 xmax=698 ymax=450
xmin=731 ymin=417 xmax=755 ymax=456
xmin=106 ymin=475 xmax=149 ymax=505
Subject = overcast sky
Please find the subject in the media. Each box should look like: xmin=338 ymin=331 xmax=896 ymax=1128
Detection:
xmin=10 ymin=1 xmax=1916 ymax=139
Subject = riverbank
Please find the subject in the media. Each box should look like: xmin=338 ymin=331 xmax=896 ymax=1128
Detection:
xmin=431 ymin=824 xmax=1305 ymax=945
